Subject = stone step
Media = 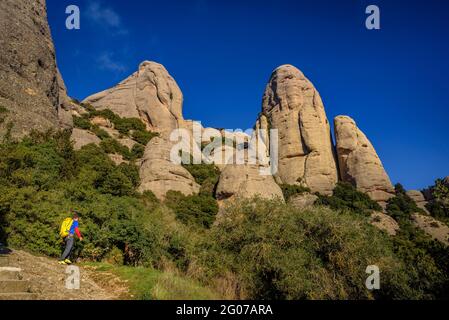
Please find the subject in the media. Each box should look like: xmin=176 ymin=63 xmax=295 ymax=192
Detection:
xmin=0 ymin=280 xmax=31 ymax=293
xmin=0 ymin=292 xmax=38 ymax=300
xmin=0 ymin=267 xmax=22 ymax=281
xmin=0 ymin=256 xmax=9 ymax=266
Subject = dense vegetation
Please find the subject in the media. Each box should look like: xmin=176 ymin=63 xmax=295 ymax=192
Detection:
xmin=314 ymin=182 xmax=449 ymax=299
xmin=385 ymin=184 xmax=449 ymax=299
xmin=0 ymin=130 xmax=191 ymax=268
xmin=279 ymin=184 xmax=311 ymax=201
xmin=315 ymin=182 xmax=382 ymax=215
xmin=0 ymin=128 xmax=448 ymax=299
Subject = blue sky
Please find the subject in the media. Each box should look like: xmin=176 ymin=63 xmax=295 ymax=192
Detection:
xmin=47 ymin=0 xmax=449 ymax=190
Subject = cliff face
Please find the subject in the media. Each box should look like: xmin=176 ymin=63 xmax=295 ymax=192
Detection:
xmin=0 ymin=0 xmax=70 ymax=138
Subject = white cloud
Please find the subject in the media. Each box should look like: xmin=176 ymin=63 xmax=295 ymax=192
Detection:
xmin=97 ymin=53 xmax=127 ymax=73
xmin=86 ymin=1 xmax=127 ymax=34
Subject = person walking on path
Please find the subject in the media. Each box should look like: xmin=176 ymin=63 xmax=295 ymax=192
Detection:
xmin=59 ymin=212 xmax=83 ymax=265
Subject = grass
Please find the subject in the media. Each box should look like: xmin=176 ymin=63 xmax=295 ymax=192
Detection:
xmin=82 ymin=262 xmax=220 ymax=300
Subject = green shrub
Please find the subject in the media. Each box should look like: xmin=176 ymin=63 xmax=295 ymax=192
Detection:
xmin=117 ymin=163 xmax=140 ymax=188
xmin=315 ymin=182 xmax=382 ymax=215
xmin=425 ymin=179 xmax=449 ymax=222
xmin=182 ymin=163 xmax=220 ymax=197
xmin=103 ymin=246 xmax=124 ymax=265
xmin=197 ymin=198 xmax=413 ymax=299
xmin=280 ymin=184 xmax=311 ymax=201
xmin=91 ymin=126 xmax=110 ymax=140
xmin=386 ymin=183 xmax=424 ymax=222
xmin=183 ymin=162 xmax=220 ymax=185
xmin=100 ymin=138 xmax=132 ymax=160
xmin=114 ymin=118 xmax=146 ymax=135
xmin=165 ymin=191 xmax=218 ymax=228
xmin=73 ymin=116 xmax=91 ymax=130
xmin=80 ymin=103 xmax=96 ymax=113
xmin=131 ymin=143 xmax=145 ymax=159
xmin=131 ymin=130 xmax=157 ymax=145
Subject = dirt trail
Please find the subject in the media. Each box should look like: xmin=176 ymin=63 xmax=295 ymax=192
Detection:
xmin=0 ymin=249 xmax=129 ymax=300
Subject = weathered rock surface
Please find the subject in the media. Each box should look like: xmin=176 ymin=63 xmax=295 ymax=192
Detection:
xmin=90 ymin=116 xmax=112 ymax=128
xmin=56 ymin=69 xmax=73 ymax=129
xmin=289 ymin=193 xmax=318 ymax=210
xmin=406 ymin=190 xmax=429 ymax=214
xmin=0 ymin=0 xmax=69 ymax=138
xmin=257 ymin=65 xmax=338 ymax=195
xmin=334 ymin=116 xmax=394 ymax=204
xmin=118 ymin=138 xmax=136 ymax=150
xmin=71 ymin=128 xmax=101 ymax=150
xmin=215 ymin=164 xmax=284 ymax=202
xmin=412 ymin=213 xmax=449 ymax=246
xmin=84 ymin=61 xmax=184 ymax=137
xmin=369 ymin=212 xmax=400 ymax=236
xmin=138 ymin=137 xmax=200 ymax=200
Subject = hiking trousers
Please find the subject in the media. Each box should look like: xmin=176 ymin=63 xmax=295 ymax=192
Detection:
xmin=60 ymin=236 xmax=74 ymax=261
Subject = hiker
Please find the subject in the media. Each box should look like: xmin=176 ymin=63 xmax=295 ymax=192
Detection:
xmin=59 ymin=211 xmax=83 ymax=265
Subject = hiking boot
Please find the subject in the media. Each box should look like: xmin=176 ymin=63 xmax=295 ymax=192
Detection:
xmin=58 ymin=260 xmax=67 ymax=265
xmin=64 ymin=259 xmax=72 ymax=265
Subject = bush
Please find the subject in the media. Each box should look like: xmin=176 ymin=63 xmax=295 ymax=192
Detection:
xmin=114 ymin=118 xmax=146 ymax=135
xmin=73 ymin=116 xmax=91 ymax=130
xmin=426 ymin=179 xmax=449 ymax=222
xmin=100 ymin=138 xmax=132 ymax=160
xmin=131 ymin=143 xmax=145 ymax=159
xmin=91 ymin=126 xmax=111 ymax=140
xmin=386 ymin=183 xmax=424 ymax=222
xmin=131 ymin=130 xmax=157 ymax=146
xmin=280 ymin=184 xmax=311 ymax=201
xmin=182 ymin=163 xmax=220 ymax=197
xmin=165 ymin=191 xmax=218 ymax=228
xmin=197 ymin=198 xmax=413 ymax=299
xmin=315 ymin=182 xmax=382 ymax=215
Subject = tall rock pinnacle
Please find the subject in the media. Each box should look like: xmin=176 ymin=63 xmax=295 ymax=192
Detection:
xmin=334 ymin=115 xmax=394 ymax=204
xmin=256 ymin=65 xmax=338 ymax=195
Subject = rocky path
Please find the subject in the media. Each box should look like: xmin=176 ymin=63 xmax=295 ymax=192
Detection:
xmin=0 ymin=248 xmax=129 ymax=300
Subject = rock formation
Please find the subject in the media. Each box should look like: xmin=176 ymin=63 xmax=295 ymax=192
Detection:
xmin=138 ymin=137 xmax=200 ymax=200
xmin=406 ymin=190 xmax=429 ymax=214
xmin=289 ymin=193 xmax=318 ymax=210
xmin=56 ymin=69 xmax=73 ymax=129
xmin=215 ymin=164 xmax=284 ymax=202
xmin=334 ymin=116 xmax=394 ymax=204
xmin=84 ymin=61 xmax=184 ymax=137
xmin=0 ymin=0 xmax=70 ymax=138
xmin=412 ymin=213 xmax=449 ymax=246
xmin=257 ymin=65 xmax=338 ymax=195
xmin=369 ymin=212 xmax=400 ymax=236
xmin=71 ymin=128 xmax=101 ymax=150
